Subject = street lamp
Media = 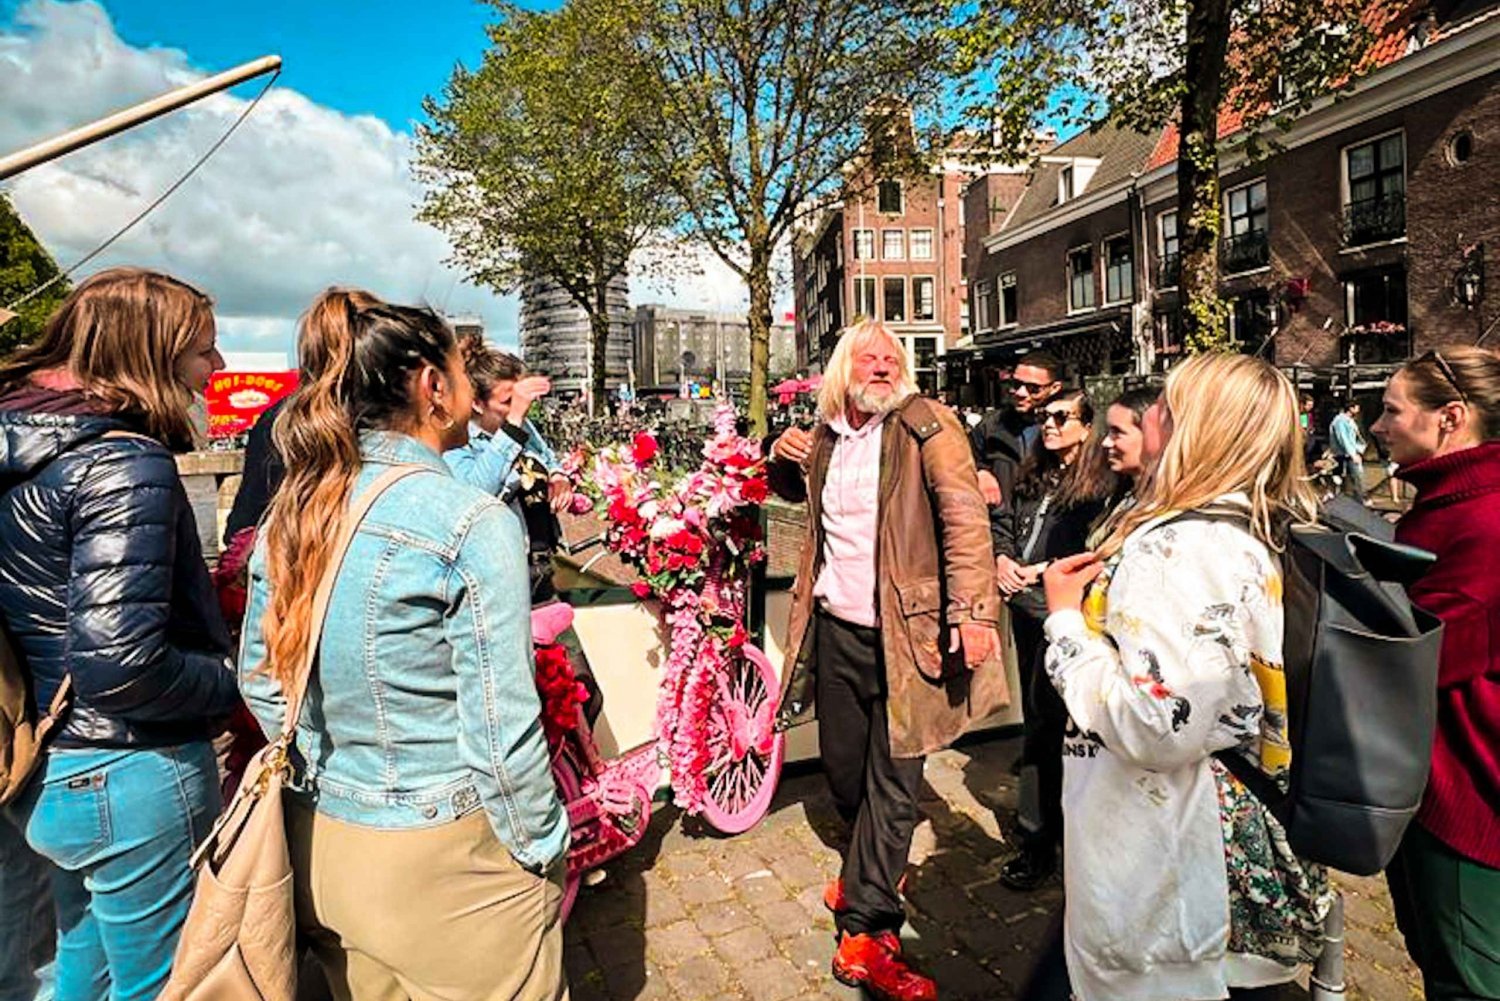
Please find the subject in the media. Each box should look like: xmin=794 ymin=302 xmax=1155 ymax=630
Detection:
xmin=1455 ymin=243 xmax=1485 ymax=308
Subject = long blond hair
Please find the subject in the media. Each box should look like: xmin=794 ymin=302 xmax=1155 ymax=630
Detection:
xmin=260 ymin=290 xmax=459 ymax=688
xmin=1100 ymin=353 xmax=1317 ymax=556
xmin=816 ymin=319 xmax=918 ymax=422
xmin=0 ymin=267 xmax=213 ymax=451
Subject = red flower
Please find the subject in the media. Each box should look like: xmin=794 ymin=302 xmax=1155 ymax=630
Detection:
xmin=608 ymin=496 xmax=639 ymax=525
xmin=728 ymin=623 xmax=748 ymax=649
xmin=631 ymin=581 xmax=652 ymax=599
xmin=740 ymin=477 xmax=768 ymax=504
xmin=631 ymin=432 xmax=658 ymax=466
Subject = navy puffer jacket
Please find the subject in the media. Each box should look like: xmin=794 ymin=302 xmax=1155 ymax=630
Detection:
xmin=0 ymin=403 xmax=240 ymax=748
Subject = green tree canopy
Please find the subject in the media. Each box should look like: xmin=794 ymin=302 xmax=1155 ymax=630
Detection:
xmin=0 ymin=194 xmax=69 ymax=356
xmin=416 ymin=0 xmax=679 ymax=414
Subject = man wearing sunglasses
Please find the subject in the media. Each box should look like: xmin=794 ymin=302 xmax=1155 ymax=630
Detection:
xmin=969 ymin=351 xmax=1064 ymax=507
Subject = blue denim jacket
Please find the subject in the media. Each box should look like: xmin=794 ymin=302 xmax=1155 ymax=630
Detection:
xmin=444 ymin=418 xmax=560 ymax=502
xmin=238 ymin=432 xmax=567 ymax=872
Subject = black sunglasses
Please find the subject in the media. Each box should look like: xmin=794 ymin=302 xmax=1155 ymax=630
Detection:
xmin=1418 ymin=350 xmax=1469 ymax=405
xmin=1041 ymin=409 xmax=1079 ymax=426
xmin=1013 ymin=379 xmax=1056 ymax=395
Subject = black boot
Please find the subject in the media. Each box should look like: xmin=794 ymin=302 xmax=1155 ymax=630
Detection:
xmin=999 ymin=844 xmax=1056 ymax=892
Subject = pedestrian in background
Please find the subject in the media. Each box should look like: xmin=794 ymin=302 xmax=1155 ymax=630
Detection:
xmin=1329 ymin=399 xmax=1368 ymax=503
xmin=970 ymin=351 xmax=1064 ymax=507
xmin=1373 ymin=346 xmax=1500 ymax=1001
xmin=239 ymin=290 xmax=569 ymax=1001
xmin=769 ymin=319 xmax=1007 ymax=1001
xmin=1043 ymin=353 xmax=1331 ymax=1001
xmin=0 ymin=268 xmax=241 ymax=1001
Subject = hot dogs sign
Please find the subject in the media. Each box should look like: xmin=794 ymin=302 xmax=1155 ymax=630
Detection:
xmin=204 ymin=371 xmax=298 ymax=438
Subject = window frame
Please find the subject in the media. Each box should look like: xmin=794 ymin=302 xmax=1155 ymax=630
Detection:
xmin=882 ymin=275 xmax=908 ymax=324
xmin=881 ymin=228 xmax=906 ymax=261
xmin=998 ymin=271 xmax=1018 ymax=328
xmin=910 ymin=274 xmax=937 ymax=322
xmin=1102 ymin=231 xmax=1135 ymax=305
xmin=1157 ymin=210 xmax=1180 ymax=290
xmin=1059 ymin=165 xmax=1075 ymax=203
xmin=909 ymin=228 xmax=935 ymax=261
xmin=853 ymin=276 xmax=878 ymax=319
xmin=852 ymin=228 xmax=875 ymax=260
xmin=1341 ymin=129 xmax=1406 ymax=209
xmin=1224 ymin=178 xmax=1269 ymax=237
xmin=877 ymin=180 xmax=904 ymax=215
xmin=974 ymin=279 xmax=994 ymax=333
xmin=1067 ymin=244 xmax=1097 ymax=314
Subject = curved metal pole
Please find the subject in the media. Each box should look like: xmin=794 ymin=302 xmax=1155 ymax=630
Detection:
xmin=0 ymin=55 xmax=282 ymax=182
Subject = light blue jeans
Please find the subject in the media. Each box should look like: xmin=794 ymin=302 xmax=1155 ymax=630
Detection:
xmin=0 ymin=815 xmax=55 ymax=1001
xmin=7 ymin=743 xmax=219 ymax=1001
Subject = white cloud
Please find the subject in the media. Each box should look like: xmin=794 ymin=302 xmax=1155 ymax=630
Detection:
xmin=0 ymin=0 xmax=520 ymax=355
xmin=0 ymin=0 xmax=794 ymax=364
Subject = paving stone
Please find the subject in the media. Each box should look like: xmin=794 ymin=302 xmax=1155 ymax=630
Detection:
xmin=714 ymin=923 xmax=778 ymax=963
xmin=677 ymin=872 xmax=736 ymax=906
xmin=664 ymin=852 xmax=715 ymax=881
xmin=647 ymin=919 xmax=712 ymax=968
xmin=754 ymin=899 xmax=827 ymax=940
xmin=920 ymin=952 xmax=1010 ymax=1001
xmin=1346 ymin=924 xmax=1421 ymax=979
xmin=664 ymin=955 xmax=733 ymax=998
xmin=736 ymin=956 xmax=811 ymax=1001
xmin=695 ymin=899 xmax=757 ymax=936
xmin=778 ymin=928 xmax=835 ymax=976
xmin=644 ymin=884 xmax=689 ymax=928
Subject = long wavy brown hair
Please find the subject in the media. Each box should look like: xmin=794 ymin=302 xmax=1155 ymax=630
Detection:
xmin=0 ymin=267 xmax=213 ymax=450
xmin=258 ymin=289 xmax=460 ymax=689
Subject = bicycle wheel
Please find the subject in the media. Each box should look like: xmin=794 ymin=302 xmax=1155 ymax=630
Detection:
xmin=698 ymin=643 xmax=786 ymax=834
xmin=552 ymin=749 xmax=586 ymax=923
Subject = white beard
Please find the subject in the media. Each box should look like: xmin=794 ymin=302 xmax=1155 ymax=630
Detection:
xmin=850 ymin=383 xmax=904 ymax=415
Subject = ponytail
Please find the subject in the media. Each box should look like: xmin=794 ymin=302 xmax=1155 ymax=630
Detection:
xmin=259 ymin=289 xmax=458 ymax=689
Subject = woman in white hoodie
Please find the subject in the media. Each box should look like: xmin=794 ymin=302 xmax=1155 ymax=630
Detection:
xmin=1040 ymin=353 xmax=1332 ymax=1001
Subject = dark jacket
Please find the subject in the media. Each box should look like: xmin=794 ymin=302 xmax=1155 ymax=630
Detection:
xmin=991 ymin=482 xmax=1108 ymax=622
xmin=970 ymin=407 xmax=1040 ymax=503
xmin=1394 ymin=440 xmax=1500 ymax=868
xmin=223 ymin=397 xmax=286 ymax=543
xmin=0 ymin=401 xmax=240 ymax=748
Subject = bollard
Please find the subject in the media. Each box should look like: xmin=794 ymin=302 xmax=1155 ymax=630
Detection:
xmin=1310 ymin=891 xmax=1346 ymax=999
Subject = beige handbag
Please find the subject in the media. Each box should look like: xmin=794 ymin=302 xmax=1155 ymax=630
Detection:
xmin=159 ymin=465 xmax=422 ymax=1001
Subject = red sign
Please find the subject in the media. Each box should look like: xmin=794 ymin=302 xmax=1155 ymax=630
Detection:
xmin=205 ymin=371 xmax=298 ymax=438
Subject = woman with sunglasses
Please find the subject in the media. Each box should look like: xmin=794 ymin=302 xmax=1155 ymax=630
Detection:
xmin=990 ymin=389 xmax=1116 ymax=890
xmin=1372 ymin=347 xmax=1500 ymax=1001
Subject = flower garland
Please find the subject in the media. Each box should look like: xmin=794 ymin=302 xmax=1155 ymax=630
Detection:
xmin=534 ymin=643 xmax=589 ymax=752
xmin=565 ymin=404 xmax=767 ymax=814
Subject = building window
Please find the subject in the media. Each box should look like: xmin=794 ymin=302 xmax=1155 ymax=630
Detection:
xmin=1344 ymin=132 xmax=1406 ymax=246
xmin=854 ymin=277 xmax=877 ymax=319
xmin=882 ymin=230 xmax=905 ymax=260
xmin=1068 ymin=246 xmax=1095 ymax=312
xmin=999 ymin=272 xmax=1017 ymax=327
xmin=1229 ymin=290 xmax=1274 ymax=360
xmin=883 ymin=277 xmax=907 ymax=323
xmin=909 ymin=228 xmax=934 ymax=260
xmin=1158 ymin=211 xmax=1180 ymax=288
xmin=1342 ymin=266 xmax=1410 ymax=363
xmin=878 ymin=180 xmax=903 ymax=214
xmin=912 ymin=276 xmax=936 ymax=321
xmin=960 ymin=298 xmax=970 ymax=335
xmin=1059 ymin=165 xmax=1075 ymax=203
xmin=975 ymin=280 xmax=993 ymax=331
xmin=1104 ymin=234 xmax=1134 ymax=304
xmin=1222 ymin=180 xmax=1269 ymax=274
xmin=853 ymin=229 xmax=875 ymax=260
xmin=910 ymin=335 xmax=939 ymax=395
xmin=1153 ymin=309 xmax=1182 ymax=367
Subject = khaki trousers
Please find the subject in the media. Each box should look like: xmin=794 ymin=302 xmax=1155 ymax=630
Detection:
xmin=287 ymin=803 xmax=567 ymax=1001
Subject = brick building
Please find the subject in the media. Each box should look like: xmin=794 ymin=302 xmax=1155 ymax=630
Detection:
xmin=961 ymin=1 xmax=1500 ymax=400
xmin=793 ymin=154 xmax=1024 ymax=393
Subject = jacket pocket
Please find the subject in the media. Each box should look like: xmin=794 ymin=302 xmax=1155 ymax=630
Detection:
xmin=896 ymin=578 xmax=954 ymax=681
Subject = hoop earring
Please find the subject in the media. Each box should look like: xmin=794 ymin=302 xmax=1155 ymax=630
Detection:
xmin=430 ymin=405 xmax=457 ymax=432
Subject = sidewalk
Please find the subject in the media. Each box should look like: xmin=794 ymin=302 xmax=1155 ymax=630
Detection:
xmin=563 ymin=735 xmax=1422 ymax=1000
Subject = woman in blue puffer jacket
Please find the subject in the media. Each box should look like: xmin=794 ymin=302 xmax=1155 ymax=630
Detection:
xmin=0 ymin=267 xmax=242 ymax=1001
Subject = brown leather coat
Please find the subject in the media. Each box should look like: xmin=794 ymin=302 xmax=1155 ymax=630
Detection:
xmin=771 ymin=394 xmax=1010 ymax=758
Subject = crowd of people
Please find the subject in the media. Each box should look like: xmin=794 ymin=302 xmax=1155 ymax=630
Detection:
xmin=0 ymin=269 xmax=1496 ymax=1001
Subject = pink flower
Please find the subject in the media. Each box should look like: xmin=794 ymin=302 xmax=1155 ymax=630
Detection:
xmin=569 ymin=493 xmax=594 ymax=515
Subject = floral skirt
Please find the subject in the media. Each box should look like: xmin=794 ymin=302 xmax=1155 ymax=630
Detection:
xmin=1214 ymin=760 xmax=1334 ymax=968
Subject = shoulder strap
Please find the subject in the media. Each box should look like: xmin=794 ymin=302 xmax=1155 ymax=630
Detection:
xmin=280 ymin=465 xmax=426 ymax=735
xmin=895 ymin=395 xmax=945 ymax=445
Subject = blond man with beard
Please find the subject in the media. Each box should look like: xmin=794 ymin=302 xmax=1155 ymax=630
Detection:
xmin=769 ymin=320 xmax=1009 ymax=1001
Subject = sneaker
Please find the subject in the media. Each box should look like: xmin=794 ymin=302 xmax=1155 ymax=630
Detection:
xmin=998 ymin=847 xmax=1056 ymax=892
xmin=831 ymin=931 xmax=937 ymax=1001
xmin=823 ymin=874 xmax=910 ymax=913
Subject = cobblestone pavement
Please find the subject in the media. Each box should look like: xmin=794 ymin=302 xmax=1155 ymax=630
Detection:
xmin=563 ymin=734 xmax=1423 ymax=1001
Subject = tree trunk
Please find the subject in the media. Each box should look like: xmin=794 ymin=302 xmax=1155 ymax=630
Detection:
xmin=590 ymin=280 xmax=611 ymax=417
xmin=746 ymin=248 xmax=773 ymax=437
xmin=1178 ymin=0 xmax=1234 ymax=352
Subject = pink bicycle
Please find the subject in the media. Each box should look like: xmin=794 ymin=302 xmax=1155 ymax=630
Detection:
xmin=531 ymin=598 xmax=786 ymax=920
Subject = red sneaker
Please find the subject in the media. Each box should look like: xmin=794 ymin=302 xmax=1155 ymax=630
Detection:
xmin=831 ymin=931 xmax=937 ymax=1001
xmin=823 ymin=874 xmax=909 ymax=913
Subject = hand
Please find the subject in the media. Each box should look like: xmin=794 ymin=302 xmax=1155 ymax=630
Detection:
xmin=1043 ymin=552 xmax=1104 ymax=614
xmin=506 ymin=375 xmax=553 ymax=427
xmin=547 ymin=473 xmax=573 ymax=514
xmin=772 ymin=426 xmax=814 ymax=465
xmin=976 ymin=470 xmax=1003 ymax=506
xmin=950 ymin=622 xmax=999 ymax=670
xmin=996 ymin=555 xmax=1029 ymax=596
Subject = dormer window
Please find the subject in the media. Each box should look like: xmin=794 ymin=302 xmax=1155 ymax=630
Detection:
xmin=878 ymin=180 xmax=904 ymax=214
xmin=1060 ymin=166 xmax=1075 ymax=203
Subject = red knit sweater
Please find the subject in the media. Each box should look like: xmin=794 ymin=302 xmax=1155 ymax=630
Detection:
xmin=1396 ymin=440 xmax=1500 ymax=869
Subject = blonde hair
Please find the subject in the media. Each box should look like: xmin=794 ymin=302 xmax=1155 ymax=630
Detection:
xmin=0 ymin=267 xmax=214 ymax=451
xmin=1100 ymin=353 xmax=1317 ymax=555
xmin=816 ymin=319 xmax=918 ymax=422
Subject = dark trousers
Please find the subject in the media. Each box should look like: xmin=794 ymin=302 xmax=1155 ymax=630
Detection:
xmin=1388 ymin=823 xmax=1500 ymax=1000
xmin=815 ymin=610 xmax=925 ymax=937
xmin=1012 ymin=607 xmax=1067 ymax=855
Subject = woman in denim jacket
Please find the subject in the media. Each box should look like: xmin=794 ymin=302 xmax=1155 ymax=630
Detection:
xmin=238 ymin=290 xmax=568 ymax=1001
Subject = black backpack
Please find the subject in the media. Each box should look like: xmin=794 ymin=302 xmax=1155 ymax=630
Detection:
xmin=1203 ymin=500 xmax=1443 ymax=876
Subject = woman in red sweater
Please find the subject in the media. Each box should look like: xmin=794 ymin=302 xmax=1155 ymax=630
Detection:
xmin=1373 ymin=346 xmax=1500 ymax=1001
